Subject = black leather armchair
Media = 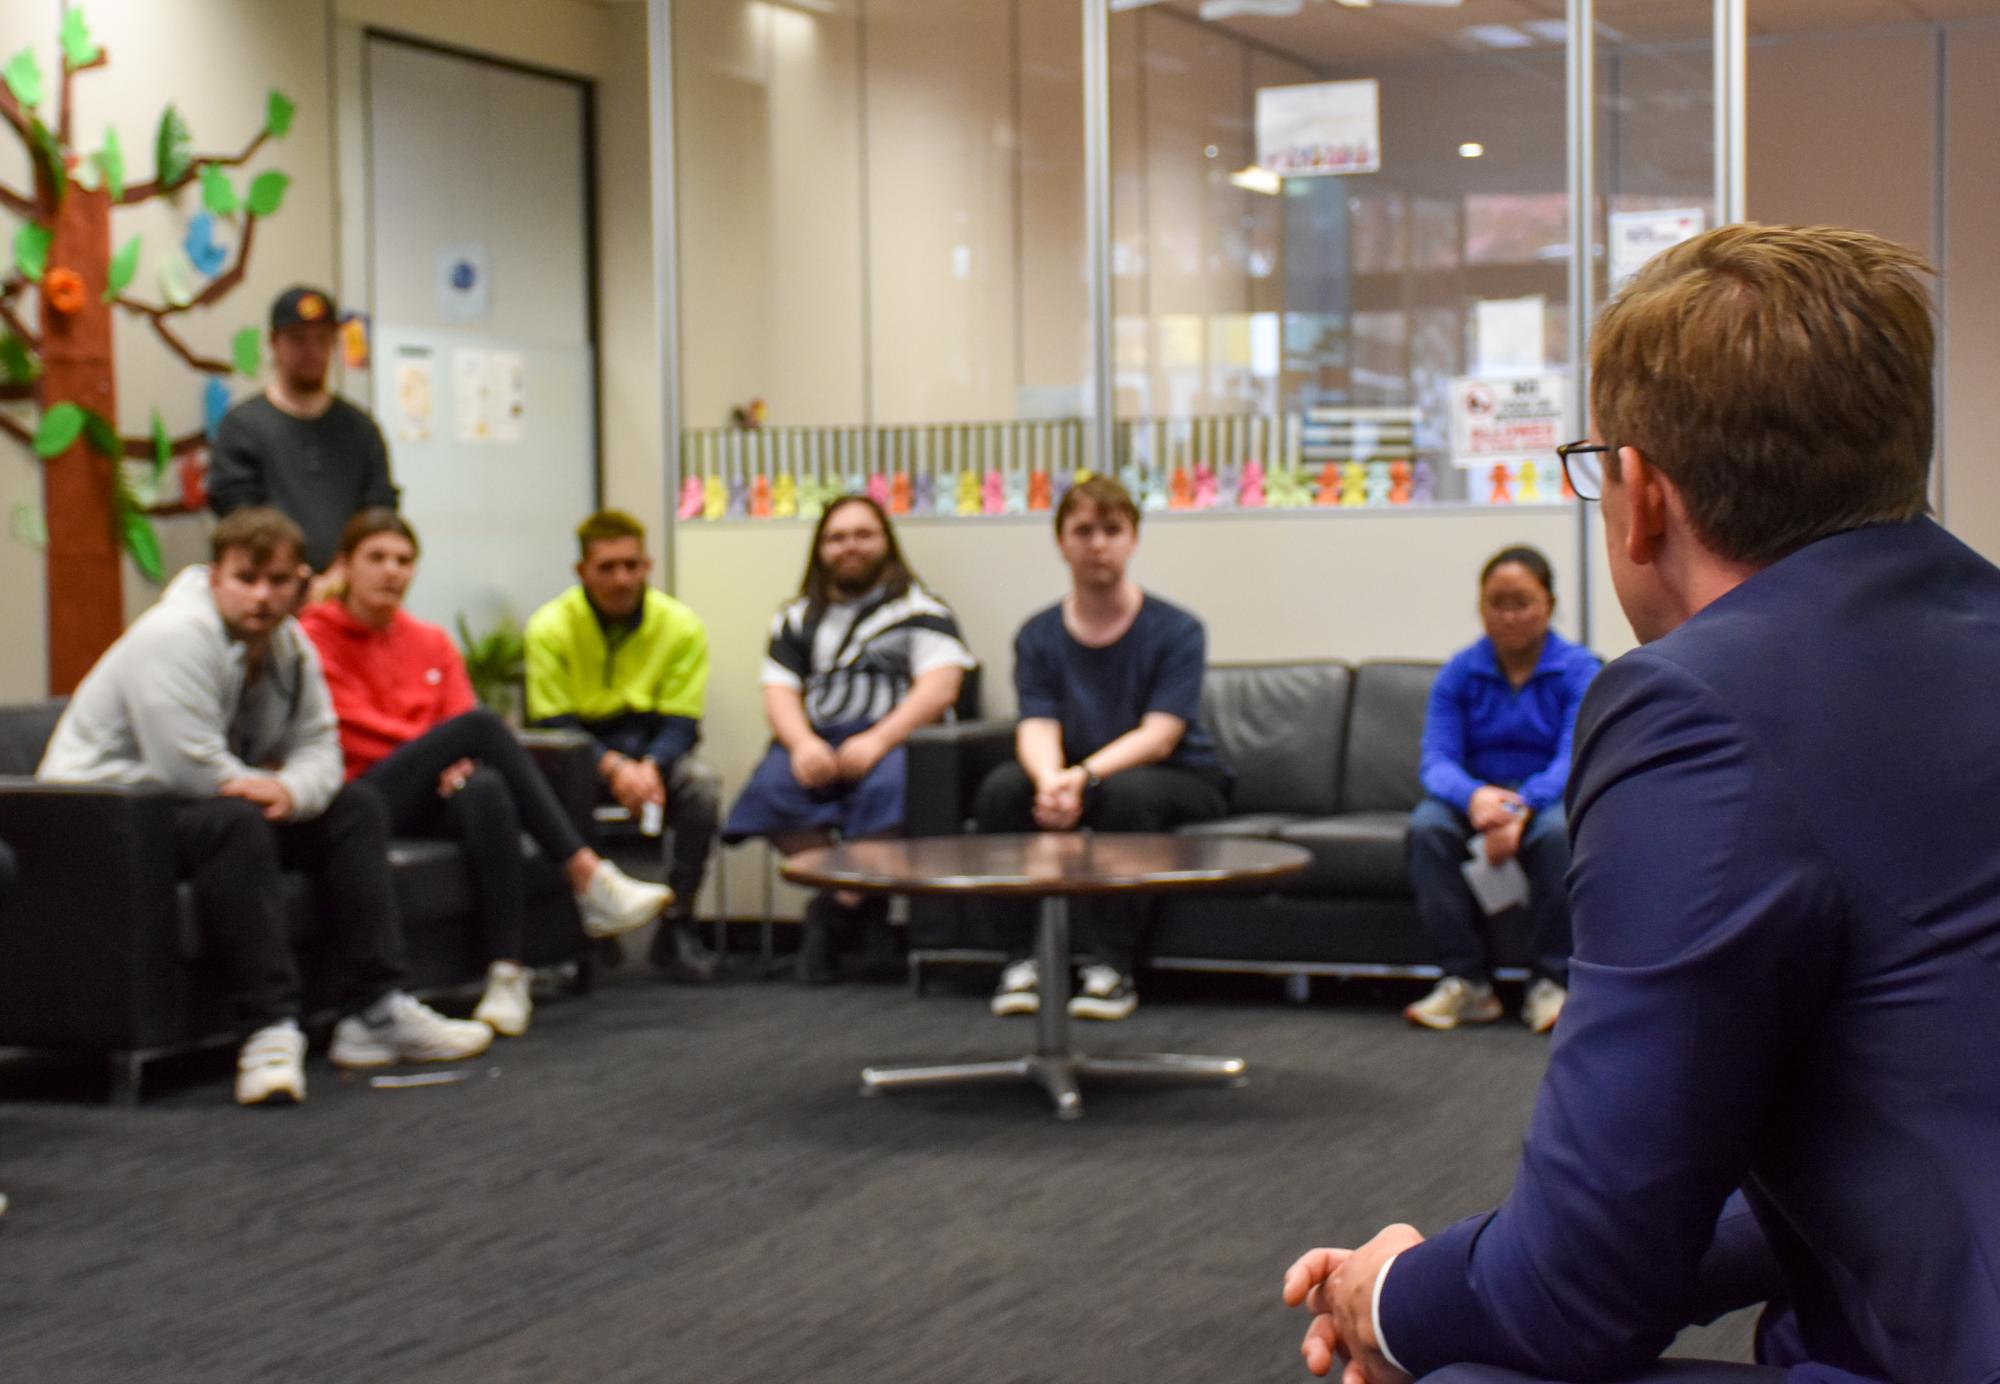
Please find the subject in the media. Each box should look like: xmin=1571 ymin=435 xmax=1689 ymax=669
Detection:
xmin=900 ymin=660 xmax=1534 ymax=991
xmin=0 ymin=701 xmax=599 ymax=1101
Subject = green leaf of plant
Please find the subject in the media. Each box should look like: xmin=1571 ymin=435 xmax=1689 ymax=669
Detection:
xmin=60 ymin=8 xmax=101 ymax=70
xmin=96 ymin=126 xmax=125 ymax=200
xmin=231 ymin=326 xmax=262 ymax=377
xmin=81 ymin=407 xmax=121 ymax=459
xmin=246 ymin=170 xmax=289 ymax=218
xmin=12 ymin=221 xmax=50 ymax=281
xmin=103 ymin=235 xmax=141 ymax=301
xmin=0 ymin=333 xmax=37 ymax=384
xmin=155 ymin=105 xmax=192 ymax=189
xmin=266 ymin=89 xmax=295 ymax=139
xmin=32 ymin=402 xmax=85 ymax=458
xmin=199 ymin=163 xmax=238 ymax=216
xmin=3 ymin=48 xmax=44 ymax=110
xmin=150 ymin=410 xmax=172 ymax=481
xmin=10 ymin=503 xmax=48 ymax=551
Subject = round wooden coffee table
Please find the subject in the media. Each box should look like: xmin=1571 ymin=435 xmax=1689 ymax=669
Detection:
xmin=783 ymin=832 xmax=1310 ymax=1120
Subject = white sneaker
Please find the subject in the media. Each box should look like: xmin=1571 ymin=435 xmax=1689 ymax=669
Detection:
xmin=235 ymin=1020 xmax=306 ymax=1105
xmin=1069 ymin=965 xmax=1137 ymax=1021
xmin=990 ymin=959 xmax=1040 ymax=1016
xmin=473 ymin=960 xmax=533 ymax=1038
xmin=1402 ymin=976 xmax=1503 ymax=1031
xmin=330 ymin=992 xmax=493 ymax=1069
xmin=576 ymin=861 xmax=674 ymax=939
xmin=1522 ymin=977 xmax=1567 ymax=1034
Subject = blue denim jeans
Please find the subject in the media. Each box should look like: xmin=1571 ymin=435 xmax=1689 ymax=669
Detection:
xmin=1406 ymin=795 xmax=1573 ymax=985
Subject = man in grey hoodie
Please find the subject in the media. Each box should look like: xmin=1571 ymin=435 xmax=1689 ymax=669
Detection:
xmin=39 ymin=508 xmax=491 ymax=1105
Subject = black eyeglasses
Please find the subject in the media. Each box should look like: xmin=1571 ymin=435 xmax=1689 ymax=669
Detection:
xmin=1555 ymin=440 xmax=1610 ymax=502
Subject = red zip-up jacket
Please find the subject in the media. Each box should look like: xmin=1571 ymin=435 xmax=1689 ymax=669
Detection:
xmin=298 ymin=600 xmax=476 ymax=779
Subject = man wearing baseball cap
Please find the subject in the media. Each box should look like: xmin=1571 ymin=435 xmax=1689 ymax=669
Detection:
xmin=210 ymin=286 xmax=399 ymax=574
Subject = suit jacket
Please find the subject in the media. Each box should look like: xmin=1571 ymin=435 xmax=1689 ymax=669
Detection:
xmin=1380 ymin=518 xmax=2000 ymax=1383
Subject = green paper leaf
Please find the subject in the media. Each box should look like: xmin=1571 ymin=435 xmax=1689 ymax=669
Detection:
xmin=117 ymin=489 xmax=164 ymax=584
xmin=155 ymin=105 xmax=192 ymax=189
xmin=0 ymin=334 xmax=37 ymax=384
xmin=81 ymin=407 xmax=121 ymax=459
xmin=10 ymin=503 xmax=48 ymax=551
xmin=150 ymin=410 xmax=172 ymax=481
xmin=104 ymin=235 xmax=141 ymax=301
xmin=3 ymin=48 xmax=44 ymax=110
xmin=60 ymin=8 xmax=101 ymax=71
xmin=231 ymin=326 xmax=261 ymax=377
xmin=199 ymin=164 xmax=238 ymax=216
xmin=12 ymin=221 xmax=50 ymax=282
xmin=32 ymin=402 xmax=85 ymax=458
xmin=95 ymin=126 xmax=125 ymax=200
xmin=246 ymin=170 xmax=289 ymax=218
xmin=157 ymin=251 xmax=194 ymax=307
xmin=266 ymin=89 xmax=295 ymax=139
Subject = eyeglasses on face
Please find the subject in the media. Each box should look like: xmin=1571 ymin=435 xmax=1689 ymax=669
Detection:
xmin=1554 ymin=440 xmax=1611 ymax=502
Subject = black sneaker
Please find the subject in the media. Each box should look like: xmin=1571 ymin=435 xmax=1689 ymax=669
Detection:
xmin=650 ymin=915 xmax=721 ymax=983
xmin=795 ymin=894 xmax=839 ymax=986
xmin=1068 ymin=965 xmax=1137 ymax=1020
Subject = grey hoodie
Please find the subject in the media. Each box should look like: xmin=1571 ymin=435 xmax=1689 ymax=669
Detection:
xmin=37 ymin=565 xmax=345 ymax=820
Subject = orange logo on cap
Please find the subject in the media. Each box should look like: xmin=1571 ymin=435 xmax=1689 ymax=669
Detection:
xmin=297 ymin=294 xmax=326 ymax=321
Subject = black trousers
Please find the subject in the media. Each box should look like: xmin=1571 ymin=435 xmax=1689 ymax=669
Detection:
xmin=361 ymin=709 xmax=587 ymax=963
xmin=172 ymin=784 xmax=407 ymax=1036
xmin=972 ymin=761 xmax=1229 ymax=971
xmin=593 ymin=722 xmax=721 ymax=909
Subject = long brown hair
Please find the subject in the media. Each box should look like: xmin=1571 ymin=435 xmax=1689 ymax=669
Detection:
xmin=798 ymin=494 xmax=918 ymax=619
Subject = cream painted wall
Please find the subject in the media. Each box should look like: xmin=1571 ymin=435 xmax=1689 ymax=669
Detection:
xmin=1943 ymin=28 xmax=2000 ymax=565
xmin=0 ymin=0 xmax=338 ymax=697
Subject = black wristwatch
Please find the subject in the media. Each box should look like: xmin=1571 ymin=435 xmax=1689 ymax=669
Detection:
xmin=1078 ymin=763 xmax=1102 ymax=792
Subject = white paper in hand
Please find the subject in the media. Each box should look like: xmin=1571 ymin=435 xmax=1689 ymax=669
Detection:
xmin=1460 ymin=834 xmax=1531 ymax=916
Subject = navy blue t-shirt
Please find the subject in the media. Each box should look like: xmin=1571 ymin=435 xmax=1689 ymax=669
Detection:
xmin=1012 ymin=593 xmax=1223 ymax=774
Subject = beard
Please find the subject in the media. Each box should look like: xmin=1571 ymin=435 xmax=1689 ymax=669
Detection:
xmin=829 ymin=555 xmax=890 ymax=598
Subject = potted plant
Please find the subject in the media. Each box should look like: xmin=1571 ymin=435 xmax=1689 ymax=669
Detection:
xmin=455 ymin=614 xmax=525 ymax=726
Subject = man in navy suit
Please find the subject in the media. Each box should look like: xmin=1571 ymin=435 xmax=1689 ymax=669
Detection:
xmin=1282 ymin=223 xmax=2000 ymax=1383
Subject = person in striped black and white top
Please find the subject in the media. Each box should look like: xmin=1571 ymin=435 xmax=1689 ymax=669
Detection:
xmin=722 ymin=495 xmax=976 ymax=981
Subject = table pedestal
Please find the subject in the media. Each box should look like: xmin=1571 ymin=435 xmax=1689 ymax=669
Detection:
xmin=858 ymin=895 xmax=1246 ymax=1120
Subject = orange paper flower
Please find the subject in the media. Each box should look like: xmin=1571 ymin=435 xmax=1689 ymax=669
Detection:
xmin=44 ymin=268 xmax=86 ymax=315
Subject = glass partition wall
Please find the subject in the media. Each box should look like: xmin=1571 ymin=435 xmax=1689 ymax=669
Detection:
xmin=656 ymin=0 xmax=1740 ymax=636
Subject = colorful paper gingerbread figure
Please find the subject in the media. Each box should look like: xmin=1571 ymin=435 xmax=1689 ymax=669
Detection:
xmin=703 ymin=474 xmax=728 ymax=520
xmin=889 ymin=471 xmax=912 ymax=515
xmin=914 ymin=472 xmax=937 ymax=513
xmin=726 ymin=473 xmax=751 ymax=517
xmin=956 ymin=468 xmax=983 ymax=516
xmin=980 ymin=470 xmax=1004 ymax=515
xmin=1340 ymin=461 xmax=1367 ymax=508
xmin=1315 ymin=463 xmax=1341 ymax=507
xmin=772 ymin=472 xmax=799 ymax=518
xmin=1050 ymin=469 xmax=1073 ymax=510
xmin=1238 ymin=458 xmax=1266 ymax=508
xmin=677 ymin=474 xmax=705 ymax=520
xmin=1216 ymin=462 xmax=1238 ymax=509
xmin=1388 ymin=459 xmax=1411 ymax=505
xmin=1003 ymin=468 xmax=1028 ymax=514
xmin=1364 ymin=460 xmax=1391 ymax=507
xmin=1169 ymin=465 xmax=1194 ymax=510
xmin=1488 ymin=461 xmax=1514 ymax=505
xmin=866 ymin=472 xmax=892 ymax=509
xmin=1192 ymin=462 xmax=1218 ymax=510
xmin=1517 ymin=458 xmax=1541 ymax=504
xmin=751 ymin=474 xmax=773 ymax=518
xmin=933 ymin=470 xmax=958 ymax=515
xmin=1027 ymin=469 xmax=1052 ymax=511
xmin=1411 ymin=460 xmax=1436 ymax=504
xmin=1144 ymin=465 xmax=1170 ymax=511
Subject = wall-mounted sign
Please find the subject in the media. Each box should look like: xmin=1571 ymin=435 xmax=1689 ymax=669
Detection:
xmin=1255 ymin=79 xmax=1380 ymax=178
xmin=1450 ymin=374 xmax=1567 ymax=469
xmin=1608 ymin=207 xmax=1707 ymax=291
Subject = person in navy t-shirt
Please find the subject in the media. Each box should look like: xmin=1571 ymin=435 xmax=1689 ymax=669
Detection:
xmin=973 ymin=476 xmax=1230 ymax=1022
xmin=1403 ymin=544 xmax=1599 ymax=1035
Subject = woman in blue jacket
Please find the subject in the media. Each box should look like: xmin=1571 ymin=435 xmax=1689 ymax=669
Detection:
xmin=1405 ymin=545 xmax=1599 ymax=1034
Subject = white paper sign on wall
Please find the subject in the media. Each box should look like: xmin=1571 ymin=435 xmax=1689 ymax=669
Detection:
xmin=1255 ymin=79 xmax=1380 ymax=178
xmin=1608 ymin=208 xmax=1707 ymax=291
xmin=1450 ymin=374 xmax=1567 ymax=470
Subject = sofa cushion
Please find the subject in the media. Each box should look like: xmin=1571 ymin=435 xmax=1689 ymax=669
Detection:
xmin=1178 ymin=813 xmax=1309 ymax=840
xmin=0 ymin=700 xmax=64 ymax=777
xmin=1273 ymin=811 xmax=1413 ymax=899
xmin=1341 ymin=662 xmax=1440 ymax=813
xmin=1201 ymin=662 xmax=1350 ymax=816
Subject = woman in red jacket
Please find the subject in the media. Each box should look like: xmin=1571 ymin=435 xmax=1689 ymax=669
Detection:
xmin=301 ymin=509 xmax=673 ymax=1037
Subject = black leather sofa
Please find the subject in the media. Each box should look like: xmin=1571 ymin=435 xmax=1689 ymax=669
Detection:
xmin=0 ymin=700 xmax=599 ymax=1101
xmin=901 ymin=660 xmax=1533 ymax=992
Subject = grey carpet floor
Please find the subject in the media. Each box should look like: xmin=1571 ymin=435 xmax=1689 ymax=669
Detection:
xmin=0 ymin=967 xmax=1754 ymax=1383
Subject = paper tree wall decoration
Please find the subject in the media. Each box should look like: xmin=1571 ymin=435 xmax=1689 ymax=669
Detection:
xmin=0 ymin=4 xmax=294 ymax=691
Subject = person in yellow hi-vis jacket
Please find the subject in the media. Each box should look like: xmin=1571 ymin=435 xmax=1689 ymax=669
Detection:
xmin=525 ymin=509 xmax=723 ymax=983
